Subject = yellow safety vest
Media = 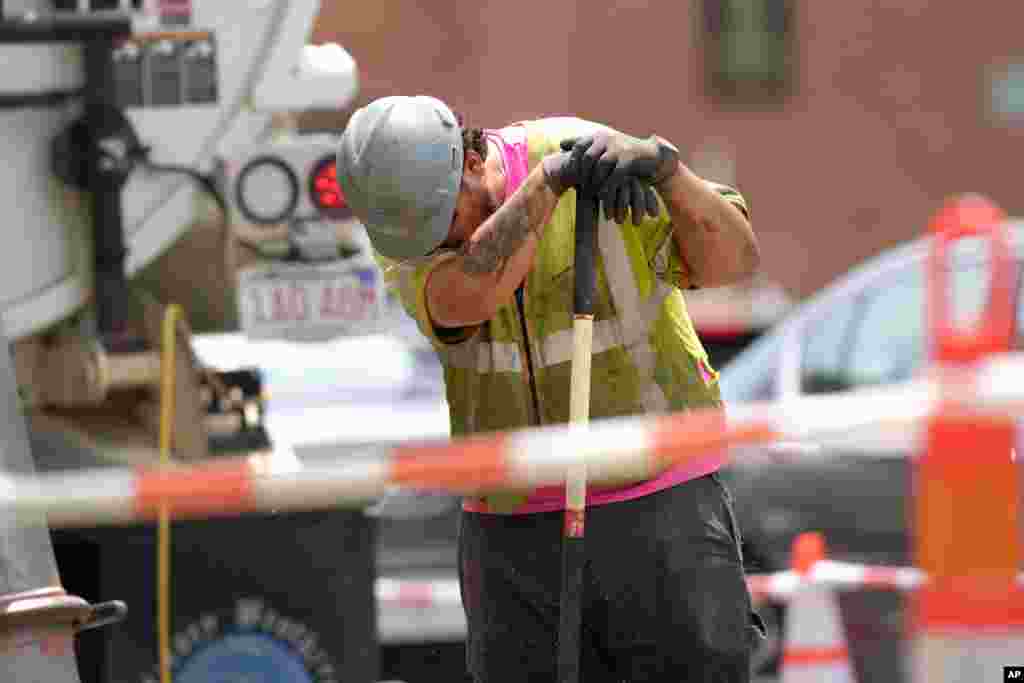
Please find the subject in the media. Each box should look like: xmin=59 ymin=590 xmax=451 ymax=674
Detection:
xmin=379 ymin=117 xmax=749 ymax=511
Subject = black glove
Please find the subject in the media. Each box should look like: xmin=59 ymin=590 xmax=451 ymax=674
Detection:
xmin=603 ymin=176 xmax=660 ymax=224
xmin=541 ymin=148 xmax=661 ymax=224
xmin=561 ymin=130 xmax=680 ymax=208
xmin=561 ymin=130 xmax=680 ymax=189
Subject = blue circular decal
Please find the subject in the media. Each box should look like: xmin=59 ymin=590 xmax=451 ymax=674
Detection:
xmin=176 ymin=632 xmax=313 ymax=683
xmin=142 ymin=599 xmax=338 ymax=683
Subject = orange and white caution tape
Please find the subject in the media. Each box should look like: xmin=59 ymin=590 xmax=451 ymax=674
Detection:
xmin=747 ymin=561 xmax=1024 ymax=603
xmin=378 ymin=568 xmax=996 ymax=611
xmin=748 ymin=561 xmax=925 ymax=603
xmin=2 ymin=351 xmax=1024 ymax=528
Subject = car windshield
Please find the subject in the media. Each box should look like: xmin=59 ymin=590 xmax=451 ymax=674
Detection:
xmin=717 ymin=326 xmax=784 ymax=403
xmin=719 ymin=225 xmax=1024 ymax=406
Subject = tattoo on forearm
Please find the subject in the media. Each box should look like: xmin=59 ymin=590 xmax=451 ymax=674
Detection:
xmin=458 ymin=185 xmax=546 ymax=276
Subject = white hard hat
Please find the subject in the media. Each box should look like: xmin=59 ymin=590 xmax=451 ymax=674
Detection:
xmin=336 ymin=96 xmax=464 ymax=260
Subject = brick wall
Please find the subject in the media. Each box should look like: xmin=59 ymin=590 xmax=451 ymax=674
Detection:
xmin=309 ymin=1 xmax=1024 ymax=298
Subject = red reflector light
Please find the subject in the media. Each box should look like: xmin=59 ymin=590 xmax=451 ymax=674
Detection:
xmin=309 ymin=156 xmax=347 ymax=212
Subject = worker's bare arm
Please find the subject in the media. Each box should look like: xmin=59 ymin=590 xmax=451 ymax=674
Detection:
xmin=426 ymin=167 xmax=560 ymax=328
xmin=561 ymin=131 xmax=759 ymax=290
xmin=659 ymin=165 xmax=760 ymax=289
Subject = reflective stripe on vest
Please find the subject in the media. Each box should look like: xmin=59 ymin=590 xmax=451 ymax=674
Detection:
xmin=597 ymin=216 xmax=673 ymax=412
xmin=435 ymin=218 xmax=672 ymax=378
xmin=438 ymin=307 xmax=673 ymax=373
xmin=438 ymin=323 xmax=618 ymax=372
xmin=441 ymin=338 xmax=521 ymax=373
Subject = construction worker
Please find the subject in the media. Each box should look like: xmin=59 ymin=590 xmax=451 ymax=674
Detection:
xmin=337 ymin=95 xmax=764 ymax=682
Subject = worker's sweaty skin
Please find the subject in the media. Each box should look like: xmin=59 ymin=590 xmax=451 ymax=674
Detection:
xmin=456 ymin=149 xmax=590 ymax=277
xmin=428 ymin=165 xmax=545 ymax=325
xmin=427 ymin=151 xmax=589 ymax=327
xmin=455 ymin=173 xmax=552 ymax=278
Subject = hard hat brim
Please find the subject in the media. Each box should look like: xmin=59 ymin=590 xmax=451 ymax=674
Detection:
xmin=361 ymin=178 xmax=458 ymax=262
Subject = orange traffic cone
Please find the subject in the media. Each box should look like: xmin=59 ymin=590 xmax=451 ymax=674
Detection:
xmin=780 ymin=532 xmax=856 ymax=683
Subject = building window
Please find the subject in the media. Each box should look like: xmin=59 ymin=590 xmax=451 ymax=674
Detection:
xmin=989 ymin=61 xmax=1024 ymax=125
xmin=701 ymin=0 xmax=795 ymax=105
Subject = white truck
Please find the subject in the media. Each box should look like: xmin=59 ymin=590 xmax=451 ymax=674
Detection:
xmin=0 ymin=2 xmax=459 ymax=681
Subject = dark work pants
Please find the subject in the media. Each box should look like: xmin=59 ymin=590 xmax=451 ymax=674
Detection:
xmin=458 ymin=473 xmax=764 ymax=683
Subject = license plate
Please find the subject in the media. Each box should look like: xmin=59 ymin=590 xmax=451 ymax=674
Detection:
xmin=237 ymin=257 xmax=387 ymax=341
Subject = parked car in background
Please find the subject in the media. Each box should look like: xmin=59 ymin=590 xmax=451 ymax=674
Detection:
xmin=717 ymin=220 xmax=1024 ymax=678
xmin=685 ymin=273 xmax=793 ymax=370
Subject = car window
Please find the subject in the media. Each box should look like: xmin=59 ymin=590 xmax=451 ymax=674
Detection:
xmin=801 ymin=260 xmax=992 ymax=394
xmin=800 ymin=290 xmax=864 ymax=394
xmin=717 ymin=330 xmax=782 ymax=402
xmin=843 ymin=270 xmax=927 ymax=387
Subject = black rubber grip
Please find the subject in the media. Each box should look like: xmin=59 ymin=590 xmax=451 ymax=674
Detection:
xmin=557 ymin=535 xmax=586 ymax=683
xmin=574 ymin=193 xmax=599 ymax=316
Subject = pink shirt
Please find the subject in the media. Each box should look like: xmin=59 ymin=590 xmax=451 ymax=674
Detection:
xmin=463 ymin=126 xmax=725 ymax=514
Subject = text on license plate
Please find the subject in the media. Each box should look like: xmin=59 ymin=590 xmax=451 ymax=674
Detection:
xmin=243 ymin=271 xmax=380 ymax=325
